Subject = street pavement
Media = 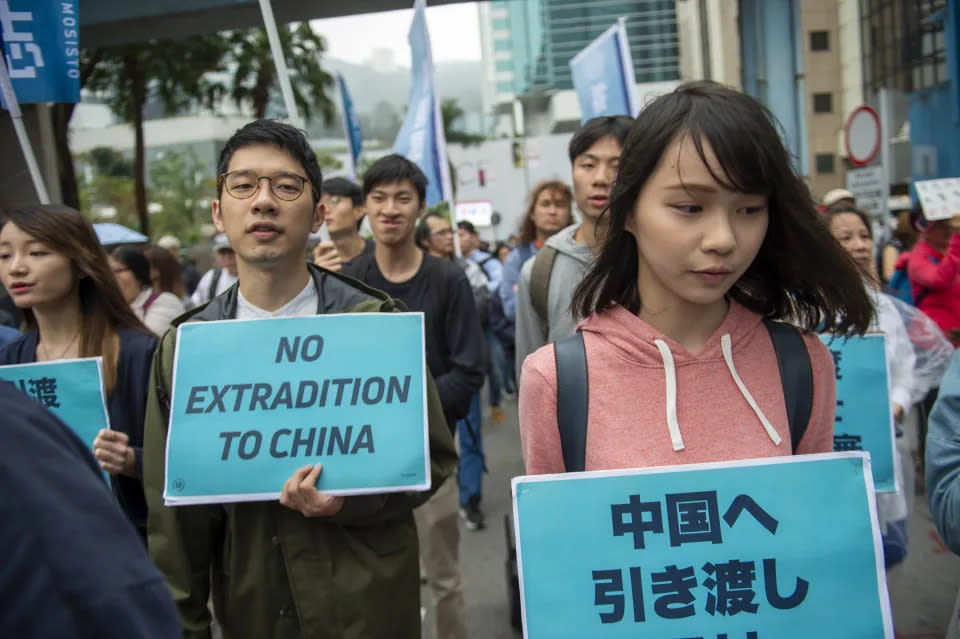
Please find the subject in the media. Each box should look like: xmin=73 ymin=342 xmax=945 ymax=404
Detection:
xmin=423 ymin=397 xmax=960 ymax=638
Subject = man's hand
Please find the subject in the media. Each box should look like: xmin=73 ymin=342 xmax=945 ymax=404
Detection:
xmin=313 ymin=241 xmax=342 ymax=273
xmin=279 ymin=464 xmax=344 ymax=517
xmin=93 ymin=429 xmax=137 ymax=477
xmin=893 ymin=403 xmax=904 ymax=423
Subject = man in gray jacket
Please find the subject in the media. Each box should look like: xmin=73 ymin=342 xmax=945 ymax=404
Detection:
xmin=514 ymin=115 xmax=633 ymax=378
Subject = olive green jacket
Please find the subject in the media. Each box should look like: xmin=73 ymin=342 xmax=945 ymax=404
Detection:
xmin=143 ymin=264 xmax=457 ymax=639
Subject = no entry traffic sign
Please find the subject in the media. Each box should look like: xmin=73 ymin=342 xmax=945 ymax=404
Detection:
xmin=844 ymin=106 xmax=881 ymax=167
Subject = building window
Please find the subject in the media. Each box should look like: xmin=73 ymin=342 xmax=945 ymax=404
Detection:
xmin=815 ymin=153 xmax=836 ymax=174
xmin=860 ymin=0 xmax=948 ymax=93
xmin=812 ymin=92 xmax=833 ymax=113
xmin=810 ymin=31 xmax=829 ymax=51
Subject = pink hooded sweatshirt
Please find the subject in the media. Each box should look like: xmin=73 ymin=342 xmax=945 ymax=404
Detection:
xmin=519 ymin=301 xmax=836 ymax=474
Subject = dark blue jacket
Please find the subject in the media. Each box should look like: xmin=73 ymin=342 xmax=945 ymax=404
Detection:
xmin=0 ymin=327 xmax=157 ymax=537
xmin=0 ymin=381 xmax=180 ymax=638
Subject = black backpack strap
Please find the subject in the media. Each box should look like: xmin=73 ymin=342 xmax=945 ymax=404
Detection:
xmin=208 ymin=268 xmax=222 ymax=301
xmin=530 ymin=246 xmax=558 ymax=338
xmin=763 ymin=319 xmax=813 ymax=454
xmin=554 ymin=331 xmax=589 ymax=472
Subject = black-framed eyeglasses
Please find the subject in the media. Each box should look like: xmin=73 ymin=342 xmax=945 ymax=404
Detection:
xmin=218 ymin=170 xmax=316 ymax=202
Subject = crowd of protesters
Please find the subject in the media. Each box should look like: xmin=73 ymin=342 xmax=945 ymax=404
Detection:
xmin=3 ymin=81 xmax=960 ymax=638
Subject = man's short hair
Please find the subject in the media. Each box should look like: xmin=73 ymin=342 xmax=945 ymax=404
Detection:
xmin=217 ymin=119 xmax=322 ymax=205
xmin=457 ymin=220 xmax=478 ymax=235
xmin=568 ymin=115 xmax=634 ymax=163
xmin=362 ymin=154 xmax=428 ymax=205
xmin=321 ymin=177 xmax=363 ymax=207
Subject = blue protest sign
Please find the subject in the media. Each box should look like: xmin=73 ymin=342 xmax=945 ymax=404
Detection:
xmin=392 ymin=0 xmax=452 ymax=207
xmin=569 ymin=19 xmax=638 ymax=122
xmin=337 ymin=73 xmax=363 ymax=180
xmin=513 ymin=454 xmax=892 ymax=638
xmin=820 ymin=333 xmax=896 ymax=492
xmin=164 ymin=313 xmax=429 ymax=505
xmin=0 ymin=0 xmax=80 ymax=106
xmin=0 ymin=357 xmax=110 ymax=451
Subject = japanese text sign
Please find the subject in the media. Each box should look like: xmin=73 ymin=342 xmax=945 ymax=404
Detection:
xmin=164 ymin=313 xmax=430 ymax=505
xmin=820 ymin=333 xmax=896 ymax=492
xmin=0 ymin=0 xmax=80 ymax=106
xmin=0 ymin=357 xmax=110 ymax=451
xmin=512 ymin=454 xmax=892 ymax=638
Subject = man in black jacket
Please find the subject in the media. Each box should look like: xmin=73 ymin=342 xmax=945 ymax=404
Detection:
xmin=0 ymin=381 xmax=180 ymax=639
xmin=344 ymin=154 xmax=484 ymax=639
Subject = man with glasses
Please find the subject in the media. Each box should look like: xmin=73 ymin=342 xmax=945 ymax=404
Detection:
xmin=311 ymin=177 xmax=374 ymax=272
xmin=189 ymin=233 xmax=238 ymax=308
xmin=143 ymin=120 xmax=456 ymax=639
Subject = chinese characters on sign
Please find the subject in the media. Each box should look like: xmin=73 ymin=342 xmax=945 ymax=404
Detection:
xmin=820 ymin=334 xmax=896 ymax=491
xmin=596 ymin=491 xmax=807 ymax=635
xmin=512 ymin=454 xmax=892 ymax=638
xmin=16 ymin=376 xmax=61 ymax=408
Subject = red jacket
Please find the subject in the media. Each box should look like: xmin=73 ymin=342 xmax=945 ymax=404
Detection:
xmin=908 ymin=233 xmax=960 ymax=340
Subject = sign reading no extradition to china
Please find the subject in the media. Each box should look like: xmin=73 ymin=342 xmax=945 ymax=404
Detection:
xmin=164 ymin=313 xmax=430 ymax=505
xmin=512 ymin=453 xmax=892 ymax=638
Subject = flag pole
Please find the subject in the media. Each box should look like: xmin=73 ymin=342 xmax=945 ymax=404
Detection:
xmin=258 ymin=0 xmax=301 ymax=125
xmin=0 ymin=54 xmax=49 ymax=204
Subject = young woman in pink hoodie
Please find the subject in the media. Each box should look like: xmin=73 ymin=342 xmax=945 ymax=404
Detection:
xmin=519 ymin=82 xmax=875 ymax=474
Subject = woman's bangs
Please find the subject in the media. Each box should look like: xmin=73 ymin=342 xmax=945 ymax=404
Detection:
xmin=684 ymin=106 xmax=774 ymax=197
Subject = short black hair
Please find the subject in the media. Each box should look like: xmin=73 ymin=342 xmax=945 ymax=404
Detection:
xmin=457 ymin=220 xmax=477 ymax=235
xmin=110 ymin=245 xmax=151 ymax=289
xmin=217 ymin=119 xmax=322 ymax=205
xmin=568 ymin=115 xmax=634 ymax=163
xmin=321 ymin=177 xmax=362 ymax=207
xmin=362 ymin=154 xmax=427 ymax=205
xmin=415 ymin=211 xmax=448 ymax=250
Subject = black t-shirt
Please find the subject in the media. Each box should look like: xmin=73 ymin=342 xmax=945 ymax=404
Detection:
xmin=342 ymin=238 xmax=376 ymax=269
xmin=344 ymin=252 xmax=484 ymax=426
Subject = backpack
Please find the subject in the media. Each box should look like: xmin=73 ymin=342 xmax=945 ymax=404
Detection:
xmin=207 ymin=268 xmax=223 ymax=302
xmin=885 ymin=254 xmax=938 ymax=307
xmin=504 ymin=318 xmax=814 ymax=628
xmin=529 ymin=246 xmax=558 ymax=337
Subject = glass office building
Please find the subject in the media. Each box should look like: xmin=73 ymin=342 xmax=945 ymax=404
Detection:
xmin=489 ymin=0 xmax=680 ymax=99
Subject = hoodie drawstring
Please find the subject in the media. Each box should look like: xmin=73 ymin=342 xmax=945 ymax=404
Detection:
xmin=653 ymin=334 xmax=783 ymax=451
xmin=721 ymin=334 xmax=782 ymax=446
xmin=654 ymin=340 xmax=685 ymax=451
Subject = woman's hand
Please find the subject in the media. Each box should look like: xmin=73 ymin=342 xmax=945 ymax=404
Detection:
xmin=93 ymin=429 xmax=137 ymax=477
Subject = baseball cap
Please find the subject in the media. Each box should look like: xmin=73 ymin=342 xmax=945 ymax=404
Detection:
xmin=822 ymin=188 xmax=855 ymax=207
xmin=213 ymin=233 xmax=232 ymax=252
xmin=156 ymin=235 xmax=180 ymax=251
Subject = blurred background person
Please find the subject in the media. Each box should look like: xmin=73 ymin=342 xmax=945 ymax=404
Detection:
xmin=190 ymin=233 xmax=238 ymax=308
xmin=109 ymin=246 xmax=186 ymax=337
xmin=156 ymin=235 xmax=200 ymax=297
xmin=143 ymin=245 xmax=187 ymax=301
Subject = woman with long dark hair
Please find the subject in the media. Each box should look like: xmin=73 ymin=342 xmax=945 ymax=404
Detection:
xmin=0 ymin=204 xmax=157 ymax=541
xmin=110 ymin=245 xmax=185 ymax=337
xmin=519 ymin=82 xmax=874 ymax=474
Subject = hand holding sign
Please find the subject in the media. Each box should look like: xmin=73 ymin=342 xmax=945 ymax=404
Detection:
xmin=280 ymin=463 xmax=344 ymax=517
xmin=93 ymin=428 xmax=136 ymax=477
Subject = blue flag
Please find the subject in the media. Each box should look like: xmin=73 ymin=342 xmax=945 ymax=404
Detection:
xmin=569 ymin=18 xmax=638 ymax=122
xmin=337 ymin=73 xmax=363 ymax=180
xmin=0 ymin=0 xmax=80 ymax=106
xmin=392 ymin=0 xmax=452 ymax=207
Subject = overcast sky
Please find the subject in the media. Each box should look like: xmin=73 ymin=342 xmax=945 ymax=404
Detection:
xmin=310 ymin=3 xmax=482 ymax=68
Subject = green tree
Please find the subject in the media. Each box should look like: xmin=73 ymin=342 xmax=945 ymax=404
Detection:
xmin=76 ymin=147 xmax=138 ymax=229
xmin=84 ymin=37 xmax=228 ymax=234
xmin=441 ymin=99 xmax=484 ymax=146
xmin=229 ymin=23 xmax=334 ymax=123
xmin=149 ymin=150 xmax=211 ymax=244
